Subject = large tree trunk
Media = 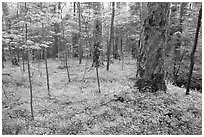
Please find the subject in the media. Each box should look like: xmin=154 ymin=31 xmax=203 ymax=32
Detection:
xmin=106 ymin=2 xmax=115 ymax=70
xmin=186 ymin=6 xmax=202 ymax=95
xmin=135 ymin=3 xmax=169 ymax=92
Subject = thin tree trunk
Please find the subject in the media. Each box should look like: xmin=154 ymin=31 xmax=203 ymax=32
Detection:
xmin=65 ymin=55 xmax=71 ymax=82
xmin=2 ymin=49 xmax=5 ymax=68
xmin=27 ymin=50 xmax=34 ymax=120
xmin=186 ymin=6 xmax=202 ymax=95
xmin=16 ymin=4 xmax=20 ymax=62
xmin=44 ymin=48 xmax=50 ymax=97
xmin=77 ymin=2 xmax=82 ymax=64
xmin=93 ymin=2 xmax=102 ymax=93
xmin=39 ymin=6 xmax=51 ymax=96
xmin=114 ymin=34 xmax=118 ymax=59
xmin=22 ymin=51 xmax=25 ymax=72
xmin=74 ymin=2 xmax=76 ymax=16
xmin=106 ymin=2 xmax=115 ymax=70
xmin=65 ymin=44 xmax=71 ymax=82
xmin=72 ymin=2 xmax=76 ymax=58
xmin=96 ymin=66 xmax=101 ymax=93
xmin=120 ymin=38 xmax=124 ymax=70
xmin=25 ymin=2 xmax=34 ymax=120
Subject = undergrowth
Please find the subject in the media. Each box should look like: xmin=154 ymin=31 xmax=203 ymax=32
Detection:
xmin=2 ymin=58 xmax=202 ymax=135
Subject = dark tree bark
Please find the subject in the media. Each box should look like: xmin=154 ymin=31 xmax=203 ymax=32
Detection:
xmin=120 ymin=37 xmax=124 ymax=70
xmin=2 ymin=49 xmax=5 ymax=68
xmin=106 ymin=2 xmax=115 ymax=70
xmin=186 ymin=6 xmax=202 ymax=95
xmin=74 ymin=2 xmax=76 ymax=16
xmin=65 ymin=47 xmax=71 ymax=82
xmin=22 ymin=50 xmax=25 ymax=72
xmin=114 ymin=35 xmax=119 ymax=59
xmin=135 ymin=3 xmax=169 ymax=92
xmin=136 ymin=3 xmax=145 ymax=79
xmin=77 ymin=2 xmax=82 ymax=64
xmin=16 ymin=3 xmax=20 ymax=62
xmin=44 ymin=47 xmax=50 ymax=97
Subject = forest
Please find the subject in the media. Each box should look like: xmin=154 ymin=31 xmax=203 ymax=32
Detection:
xmin=2 ymin=2 xmax=202 ymax=135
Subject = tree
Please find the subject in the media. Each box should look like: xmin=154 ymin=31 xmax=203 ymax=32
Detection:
xmin=92 ymin=2 xmax=102 ymax=93
xmin=186 ymin=6 xmax=202 ymax=95
xmin=41 ymin=44 xmax=51 ymax=97
xmin=77 ymin=2 xmax=82 ymax=64
xmin=25 ymin=2 xmax=34 ymax=120
xmin=135 ymin=3 xmax=169 ymax=92
xmin=65 ymin=44 xmax=71 ymax=82
xmin=106 ymin=2 xmax=115 ymax=70
xmin=2 ymin=3 xmax=9 ymax=69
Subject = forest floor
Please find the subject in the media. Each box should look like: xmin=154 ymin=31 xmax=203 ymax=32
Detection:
xmin=2 ymin=57 xmax=202 ymax=135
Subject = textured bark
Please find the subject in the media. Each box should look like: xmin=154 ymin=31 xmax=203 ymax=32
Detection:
xmin=135 ymin=3 xmax=169 ymax=92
